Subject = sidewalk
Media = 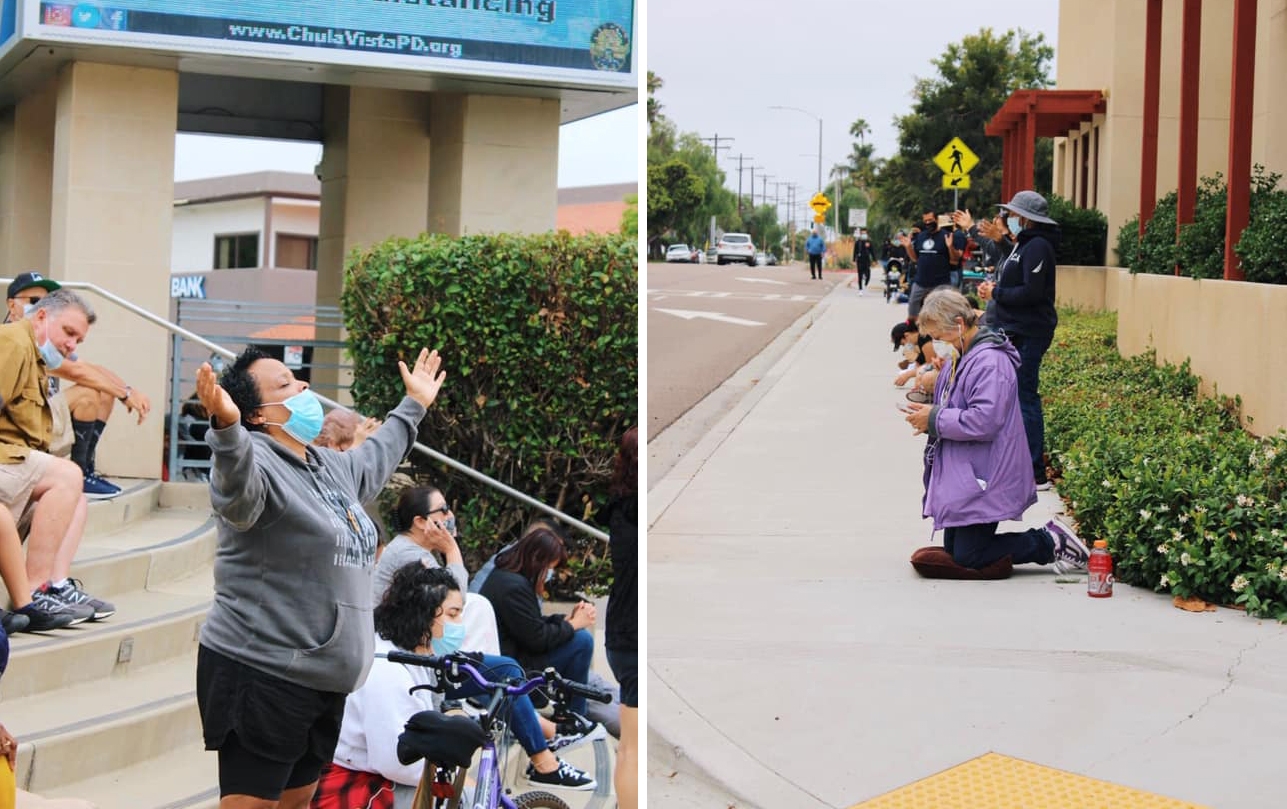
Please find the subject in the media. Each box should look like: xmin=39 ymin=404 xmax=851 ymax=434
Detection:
xmin=647 ymin=277 xmax=1287 ymax=809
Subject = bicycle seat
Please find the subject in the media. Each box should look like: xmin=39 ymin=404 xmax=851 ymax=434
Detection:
xmin=397 ymin=710 xmax=488 ymax=768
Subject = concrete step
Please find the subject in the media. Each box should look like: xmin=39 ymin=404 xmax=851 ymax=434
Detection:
xmin=8 ymin=652 xmax=202 ymax=793
xmin=39 ymin=740 xmax=218 ymax=809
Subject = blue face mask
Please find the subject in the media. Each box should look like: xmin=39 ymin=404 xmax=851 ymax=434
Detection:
xmin=1007 ymin=216 xmax=1022 ymax=236
xmin=441 ymin=516 xmax=457 ymax=536
xmin=35 ymin=318 xmax=64 ymax=370
xmin=545 ymin=568 xmax=555 ymax=584
xmin=431 ymin=619 xmax=467 ymax=656
xmin=262 ymin=389 xmax=324 ymax=444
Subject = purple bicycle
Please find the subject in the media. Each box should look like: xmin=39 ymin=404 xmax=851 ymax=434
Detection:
xmin=380 ymin=650 xmax=613 ymax=809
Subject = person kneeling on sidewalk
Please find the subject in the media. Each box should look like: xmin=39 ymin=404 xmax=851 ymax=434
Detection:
xmin=901 ymin=288 xmax=1088 ymax=573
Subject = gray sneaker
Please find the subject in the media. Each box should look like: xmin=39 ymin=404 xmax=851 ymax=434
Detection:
xmin=1047 ymin=519 xmax=1090 ymax=574
xmin=24 ymin=587 xmax=87 ymax=629
xmin=45 ymin=579 xmax=114 ymax=621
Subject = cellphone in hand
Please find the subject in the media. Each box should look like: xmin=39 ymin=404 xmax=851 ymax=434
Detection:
xmin=895 ymin=401 xmax=914 ymax=413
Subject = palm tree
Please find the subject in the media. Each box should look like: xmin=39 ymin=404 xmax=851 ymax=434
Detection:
xmin=647 ymin=72 xmax=664 ymax=126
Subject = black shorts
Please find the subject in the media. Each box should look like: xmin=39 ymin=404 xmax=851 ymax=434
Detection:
xmin=605 ymin=648 xmax=638 ymax=708
xmin=196 ymin=644 xmax=347 ymax=800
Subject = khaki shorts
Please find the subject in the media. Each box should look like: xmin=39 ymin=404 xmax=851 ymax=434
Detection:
xmin=47 ymin=392 xmax=74 ymax=460
xmin=0 ymin=450 xmax=52 ymax=531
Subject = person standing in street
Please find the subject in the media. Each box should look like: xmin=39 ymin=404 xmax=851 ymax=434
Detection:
xmin=898 ymin=208 xmax=967 ymax=322
xmin=853 ymin=230 xmax=874 ymax=296
xmin=806 ymin=230 xmax=825 ymax=280
xmin=969 ymin=190 xmax=1061 ymax=490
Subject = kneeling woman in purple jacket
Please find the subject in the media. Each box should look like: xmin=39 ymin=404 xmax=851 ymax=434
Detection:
xmin=902 ymin=288 xmax=1089 ymax=572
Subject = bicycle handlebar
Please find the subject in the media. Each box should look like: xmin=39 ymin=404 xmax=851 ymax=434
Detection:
xmin=378 ymin=650 xmax=613 ymax=704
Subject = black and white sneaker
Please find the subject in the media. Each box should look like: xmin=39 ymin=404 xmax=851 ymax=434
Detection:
xmin=47 ymin=579 xmax=115 ymax=620
xmin=549 ymin=714 xmax=607 ymax=753
xmin=526 ymin=759 xmax=595 ymax=791
xmin=20 ymin=588 xmax=84 ymax=629
xmin=1047 ymin=519 xmax=1090 ymax=574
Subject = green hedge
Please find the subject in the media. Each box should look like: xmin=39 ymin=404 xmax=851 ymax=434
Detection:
xmin=1043 ymin=310 xmax=1287 ymax=618
xmin=341 ymin=232 xmax=638 ymax=593
xmin=1114 ymin=166 xmax=1287 ymax=282
xmin=1047 ymin=195 xmax=1107 ymax=266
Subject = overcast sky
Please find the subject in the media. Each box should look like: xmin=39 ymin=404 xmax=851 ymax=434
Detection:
xmin=174 ymin=103 xmax=639 ymax=188
xmin=649 ymin=0 xmax=1060 ymax=220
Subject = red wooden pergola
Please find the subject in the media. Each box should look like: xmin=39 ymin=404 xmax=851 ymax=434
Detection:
xmin=984 ymin=90 xmax=1106 ymax=203
xmin=988 ymin=0 xmax=1259 ymax=279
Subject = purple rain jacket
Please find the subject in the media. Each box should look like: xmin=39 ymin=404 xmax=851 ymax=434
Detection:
xmin=922 ymin=326 xmax=1037 ymax=528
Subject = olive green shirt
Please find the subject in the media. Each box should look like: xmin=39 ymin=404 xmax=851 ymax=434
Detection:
xmin=0 ymin=319 xmax=51 ymax=463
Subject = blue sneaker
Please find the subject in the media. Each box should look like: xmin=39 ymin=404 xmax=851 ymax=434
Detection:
xmin=83 ymin=472 xmax=122 ymax=500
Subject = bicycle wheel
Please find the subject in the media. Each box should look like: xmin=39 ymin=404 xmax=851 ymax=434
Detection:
xmin=512 ymin=790 xmax=572 ymax=809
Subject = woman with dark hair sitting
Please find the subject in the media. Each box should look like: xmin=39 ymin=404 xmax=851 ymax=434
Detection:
xmin=478 ymin=524 xmax=601 ymax=728
xmin=373 ymin=485 xmax=500 ymax=655
xmin=311 ymin=563 xmax=595 ymax=807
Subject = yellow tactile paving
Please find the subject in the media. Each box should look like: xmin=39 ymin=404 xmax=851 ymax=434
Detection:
xmin=850 ymin=752 xmax=1208 ymax=808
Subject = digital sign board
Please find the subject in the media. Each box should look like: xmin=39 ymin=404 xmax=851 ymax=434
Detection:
xmin=25 ymin=0 xmax=634 ymax=86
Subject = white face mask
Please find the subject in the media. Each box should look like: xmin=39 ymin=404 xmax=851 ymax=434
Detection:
xmin=1007 ymin=216 xmax=1022 ymax=236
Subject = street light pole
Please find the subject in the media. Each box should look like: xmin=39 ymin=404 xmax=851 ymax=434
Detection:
xmin=769 ymin=105 xmax=823 ymax=194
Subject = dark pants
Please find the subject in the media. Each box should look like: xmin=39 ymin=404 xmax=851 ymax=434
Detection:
xmin=808 ymin=254 xmax=822 ymax=277
xmin=543 ymin=628 xmax=595 ymax=716
xmin=1007 ymin=331 xmax=1054 ymax=480
xmin=857 ymin=264 xmax=870 ymax=289
xmin=944 ymin=523 xmax=1055 ymax=569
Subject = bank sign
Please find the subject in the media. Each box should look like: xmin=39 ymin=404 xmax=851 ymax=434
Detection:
xmin=23 ymin=0 xmax=634 ymax=86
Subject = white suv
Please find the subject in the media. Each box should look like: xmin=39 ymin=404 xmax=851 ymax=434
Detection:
xmin=716 ymin=233 xmax=756 ymax=266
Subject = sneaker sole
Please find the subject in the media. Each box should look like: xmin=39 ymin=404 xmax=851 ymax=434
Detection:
xmin=550 ymin=723 xmax=609 ymax=753
xmin=525 ymin=778 xmax=597 ymax=792
xmin=84 ymin=491 xmax=120 ymax=500
xmin=89 ymin=609 xmax=116 ymax=620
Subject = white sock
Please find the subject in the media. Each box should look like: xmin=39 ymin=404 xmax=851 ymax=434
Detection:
xmin=50 ymin=578 xmax=70 ymax=590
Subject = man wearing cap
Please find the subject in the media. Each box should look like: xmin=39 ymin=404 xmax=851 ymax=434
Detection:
xmin=974 ymin=190 xmax=1060 ymax=489
xmin=898 ymin=208 xmax=968 ymax=320
xmin=0 ymin=287 xmax=116 ymax=621
xmin=5 ymin=273 xmax=151 ymax=499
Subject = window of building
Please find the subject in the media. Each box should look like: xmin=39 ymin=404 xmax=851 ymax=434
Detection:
xmin=276 ymin=234 xmax=319 ymax=270
xmin=214 ymin=233 xmax=260 ymax=269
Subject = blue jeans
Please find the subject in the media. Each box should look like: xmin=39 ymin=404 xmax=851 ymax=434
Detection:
xmin=445 ymin=653 xmax=546 ymax=756
xmin=1008 ymin=331 xmax=1053 ymax=479
xmin=542 ymin=629 xmax=594 ymax=716
xmin=944 ymin=523 xmax=1055 ymax=569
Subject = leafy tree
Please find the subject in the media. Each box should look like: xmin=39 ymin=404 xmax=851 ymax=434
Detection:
xmin=647 ymin=159 xmax=705 ymax=251
xmin=620 ymin=193 xmax=637 ymax=238
xmin=647 ymin=71 xmax=663 ymax=126
xmin=875 ymin=28 xmax=1055 ymax=225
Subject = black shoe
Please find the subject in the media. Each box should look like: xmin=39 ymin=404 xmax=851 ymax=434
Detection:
xmin=526 ymin=759 xmax=595 ymax=791
xmin=549 ymin=714 xmax=607 ymax=753
xmin=16 ymin=592 xmax=80 ymax=631
xmin=1 ymin=609 xmax=30 ymax=634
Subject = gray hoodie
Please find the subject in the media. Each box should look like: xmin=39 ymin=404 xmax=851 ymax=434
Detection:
xmin=200 ymin=396 xmax=426 ymax=694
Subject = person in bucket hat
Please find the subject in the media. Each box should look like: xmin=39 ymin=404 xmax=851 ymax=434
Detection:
xmin=958 ymin=190 xmax=1061 ymax=489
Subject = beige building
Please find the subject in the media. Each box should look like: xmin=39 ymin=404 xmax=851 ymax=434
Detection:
xmin=1052 ymin=0 xmax=1287 ymax=260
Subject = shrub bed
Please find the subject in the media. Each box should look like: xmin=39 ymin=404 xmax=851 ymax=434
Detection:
xmin=341 ymin=231 xmax=638 ymax=594
xmin=1043 ymin=310 xmax=1287 ymax=618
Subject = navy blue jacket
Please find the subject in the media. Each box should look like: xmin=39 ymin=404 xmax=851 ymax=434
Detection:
xmin=991 ymin=227 xmax=1059 ymax=338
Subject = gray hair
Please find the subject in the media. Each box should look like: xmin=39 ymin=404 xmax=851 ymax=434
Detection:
xmin=29 ymin=288 xmax=97 ymax=325
xmin=917 ymin=287 xmax=977 ymax=333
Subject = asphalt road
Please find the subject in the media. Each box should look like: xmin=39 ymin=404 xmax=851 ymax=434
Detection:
xmin=646 ymin=260 xmax=838 ymax=440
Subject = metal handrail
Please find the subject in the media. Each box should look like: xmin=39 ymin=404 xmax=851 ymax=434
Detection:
xmin=4 ymin=278 xmax=608 ymax=542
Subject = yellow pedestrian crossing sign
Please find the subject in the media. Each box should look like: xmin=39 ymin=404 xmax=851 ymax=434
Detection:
xmin=809 ymin=193 xmax=831 ymax=215
xmin=934 ymin=137 xmax=979 ymax=177
xmin=942 ymin=173 xmax=971 ymax=190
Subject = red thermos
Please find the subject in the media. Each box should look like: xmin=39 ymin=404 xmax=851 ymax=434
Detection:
xmin=1088 ymin=539 xmax=1113 ymax=598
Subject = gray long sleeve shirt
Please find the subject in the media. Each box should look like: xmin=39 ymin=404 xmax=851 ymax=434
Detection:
xmin=200 ymin=396 xmax=426 ymax=694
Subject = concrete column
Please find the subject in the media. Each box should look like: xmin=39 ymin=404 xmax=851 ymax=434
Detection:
xmin=48 ymin=62 xmax=177 ymax=479
xmin=316 ymin=85 xmax=431 ymax=405
xmin=1223 ymin=0 xmax=1257 ymax=281
xmin=427 ymin=93 xmax=560 ymax=236
xmin=0 ymin=76 xmax=56 ymax=274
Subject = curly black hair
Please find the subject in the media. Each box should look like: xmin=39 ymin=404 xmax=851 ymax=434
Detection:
xmin=374 ymin=563 xmax=460 ymax=650
xmin=218 ymin=346 xmax=271 ymax=431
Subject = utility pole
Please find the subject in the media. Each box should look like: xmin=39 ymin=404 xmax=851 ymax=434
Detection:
xmin=733 ymin=153 xmax=754 ymax=214
xmin=699 ymin=133 xmax=733 ymax=164
xmin=748 ymin=165 xmax=763 ymax=208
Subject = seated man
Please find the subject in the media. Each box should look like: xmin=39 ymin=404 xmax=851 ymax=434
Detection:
xmin=5 ymin=273 xmax=151 ymax=499
xmin=0 ymin=288 xmax=115 ymax=621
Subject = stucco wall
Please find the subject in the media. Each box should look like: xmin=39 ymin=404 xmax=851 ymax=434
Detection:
xmin=1056 ymin=266 xmax=1287 ymax=435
